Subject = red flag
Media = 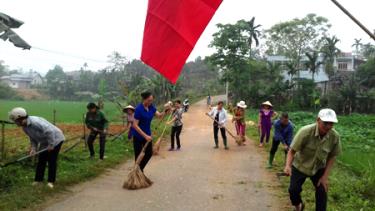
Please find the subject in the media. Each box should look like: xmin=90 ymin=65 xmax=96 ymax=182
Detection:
xmin=141 ymin=0 xmax=222 ymax=84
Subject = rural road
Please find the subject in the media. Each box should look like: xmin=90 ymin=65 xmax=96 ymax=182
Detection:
xmin=44 ymin=97 xmax=286 ymax=211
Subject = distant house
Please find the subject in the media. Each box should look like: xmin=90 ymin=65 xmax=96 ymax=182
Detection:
xmin=266 ymin=52 xmax=365 ymax=95
xmin=334 ymin=52 xmax=365 ymax=72
xmin=0 ymin=71 xmax=43 ymax=89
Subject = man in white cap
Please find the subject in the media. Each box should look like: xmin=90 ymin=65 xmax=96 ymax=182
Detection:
xmin=8 ymin=107 xmax=65 ymax=189
xmin=284 ymin=108 xmax=341 ymax=211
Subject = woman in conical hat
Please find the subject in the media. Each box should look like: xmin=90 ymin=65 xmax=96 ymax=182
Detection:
xmin=232 ymin=101 xmax=247 ymax=146
xmin=258 ymin=101 xmax=278 ymax=147
xmin=123 ymin=105 xmax=135 ymax=140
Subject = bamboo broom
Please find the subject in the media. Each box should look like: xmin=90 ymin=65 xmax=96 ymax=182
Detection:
xmin=123 ymin=103 xmax=173 ymax=190
xmin=123 ymin=141 xmax=153 ymax=190
xmin=153 ymin=113 xmax=173 ymax=155
xmin=205 ymin=113 xmax=244 ymax=145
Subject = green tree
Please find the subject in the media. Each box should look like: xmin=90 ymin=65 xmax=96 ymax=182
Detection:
xmin=266 ymin=14 xmax=331 ymax=79
xmin=208 ymin=19 xmax=261 ymax=101
xmin=361 ymin=43 xmax=375 ymax=59
xmin=246 ymin=17 xmax=261 ymax=57
xmin=305 ymin=51 xmax=324 ymax=81
xmin=352 ymin=38 xmax=362 ymax=56
xmin=45 ymin=65 xmax=67 ymax=99
xmin=0 ymin=60 xmax=8 ymax=77
xmin=320 ymin=36 xmax=341 ymax=77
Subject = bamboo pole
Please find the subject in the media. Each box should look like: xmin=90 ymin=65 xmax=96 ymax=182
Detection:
xmin=331 ymin=0 xmax=375 ymax=41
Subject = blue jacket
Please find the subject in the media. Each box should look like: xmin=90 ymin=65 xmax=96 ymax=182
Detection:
xmin=273 ymin=120 xmax=293 ymax=146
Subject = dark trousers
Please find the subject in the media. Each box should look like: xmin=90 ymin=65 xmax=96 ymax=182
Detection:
xmin=35 ymin=141 xmax=63 ymax=183
xmin=87 ymin=131 xmax=106 ymax=159
xmin=270 ymin=138 xmax=289 ymax=156
xmin=171 ymin=125 xmax=183 ymax=149
xmin=133 ymin=137 xmax=153 ymax=171
xmin=289 ymin=166 xmax=327 ymax=211
xmin=213 ymin=125 xmax=227 ymax=147
xmin=260 ymin=124 xmax=272 ymax=144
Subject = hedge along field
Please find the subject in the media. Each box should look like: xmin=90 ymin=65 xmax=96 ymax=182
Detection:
xmin=0 ymin=100 xmax=123 ymax=123
xmin=244 ymin=109 xmax=375 ymax=210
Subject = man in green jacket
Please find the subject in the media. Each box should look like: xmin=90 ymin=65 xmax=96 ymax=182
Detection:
xmin=85 ymin=102 xmax=109 ymax=160
xmin=284 ymin=109 xmax=341 ymax=211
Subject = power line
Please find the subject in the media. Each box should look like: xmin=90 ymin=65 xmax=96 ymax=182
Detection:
xmin=32 ymin=46 xmax=109 ymax=64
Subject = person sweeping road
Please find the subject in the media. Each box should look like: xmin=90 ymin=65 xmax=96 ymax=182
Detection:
xmin=130 ymin=91 xmax=168 ymax=172
xmin=232 ymin=101 xmax=247 ymax=146
xmin=284 ymin=109 xmax=341 ymax=211
xmin=85 ymin=102 xmax=109 ymax=160
xmin=8 ymin=107 xmax=65 ymax=189
xmin=167 ymin=100 xmax=184 ymax=151
xmin=207 ymin=101 xmax=228 ymax=150
xmin=267 ymin=113 xmax=293 ymax=168
xmin=258 ymin=101 xmax=278 ymax=147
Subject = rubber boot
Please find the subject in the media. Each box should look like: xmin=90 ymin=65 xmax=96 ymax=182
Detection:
xmin=267 ymin=153 xmax=275 ymax=169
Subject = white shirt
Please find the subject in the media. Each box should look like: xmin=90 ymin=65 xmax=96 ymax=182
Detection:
xmin=208 ymin=107 xmax=227 ymax=125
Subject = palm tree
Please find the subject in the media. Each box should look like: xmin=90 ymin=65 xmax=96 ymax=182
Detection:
xmin=246 ymin=17 xmax=261 ymax=58
xmin=305 ymin=51 xmax=324 ymax=81
xmin=285 ymin=61 xmax=298 ymax=85
xmin=321 ymin=36 xmax=341 ymax=78
xmin=352 ymin=38 xmax=362 ymax=56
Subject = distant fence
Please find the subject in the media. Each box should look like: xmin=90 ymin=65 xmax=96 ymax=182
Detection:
xmin=0 ymin=109 xmax=127 ymax=167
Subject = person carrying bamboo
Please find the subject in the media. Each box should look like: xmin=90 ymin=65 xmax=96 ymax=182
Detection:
xmin=85 ymin=102 xmax=108 ymax=160
xmin=232 ymin=101 xmax=247 ymax=146
xmin=284 ymin=109 xmax=341 ymax=211
xmin=131 ymin=91 xmax=168 ymax=172
xmin=8 ymin=107 xmax=65 ymax=189
xmin=123 ymin=105 xmax=135 ymax=140
xmin=167 ymin=100 xmax=184 ymax=151
xmin=267 ymin=112 xmax=293 ymax=168
xmin=207 ymin=101 xmax=228 ymax=150
xmin=258 ymin=101 xmax=278 ymax=147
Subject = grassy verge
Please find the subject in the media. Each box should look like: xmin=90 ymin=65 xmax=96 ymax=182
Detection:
xmin=245 ymin=109 xmax=375 ymax=211
xmin=0 ymin=120 xmax=169 ymax=210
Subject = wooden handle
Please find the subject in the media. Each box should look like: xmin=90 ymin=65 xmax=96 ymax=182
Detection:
xmin=205 ymin=113 xmax=236 ymax=139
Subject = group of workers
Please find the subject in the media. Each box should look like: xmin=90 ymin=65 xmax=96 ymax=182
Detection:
xmin=7 ymin=92 xmax=341 ymax=211
xmin=206 ymin=97 xmax=341 ymax=211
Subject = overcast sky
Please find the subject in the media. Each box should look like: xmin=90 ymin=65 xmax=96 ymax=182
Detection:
xmin=1 ymin=0 xmax=374 ymax=75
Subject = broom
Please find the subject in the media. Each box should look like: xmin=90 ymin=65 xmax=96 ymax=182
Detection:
xmin=153 ymin=113 xmax=173 ymax=155
xmin=123 ymin=140 xmax=153 ymax=190
xmin=123 ymin=104 xmax=173 ymax=190
xmin=205 ymin=113 xmax=244 ymax=144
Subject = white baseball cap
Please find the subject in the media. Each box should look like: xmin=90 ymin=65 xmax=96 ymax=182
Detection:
xmin=318 ymin=108 xmax=338 ymax=123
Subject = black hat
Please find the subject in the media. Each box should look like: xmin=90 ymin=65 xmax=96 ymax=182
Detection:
xmin=87 ymin=102 xmax=98 ymax=109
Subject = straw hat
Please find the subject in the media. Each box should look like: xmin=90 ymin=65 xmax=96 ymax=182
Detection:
xmin=261 ymin=101 xmax=273 ymax=107
xmin=164 ymin=101 xmax=173 ymax=108
xmin=237 ymin=101 xmax=247 ymax=109
xmin=123 ymin=105 xmax=135 ymax=113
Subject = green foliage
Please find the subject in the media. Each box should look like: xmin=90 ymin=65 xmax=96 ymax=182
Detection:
xmin=320 ymin=36 xmax=340 ymax=77
xmin=245 ymin=110 xmax=375 ymax=210
xmin=0 ymin=83 xmax=21 ymax=100
xmin=265 ymin=14 xmax=330 ymax=60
